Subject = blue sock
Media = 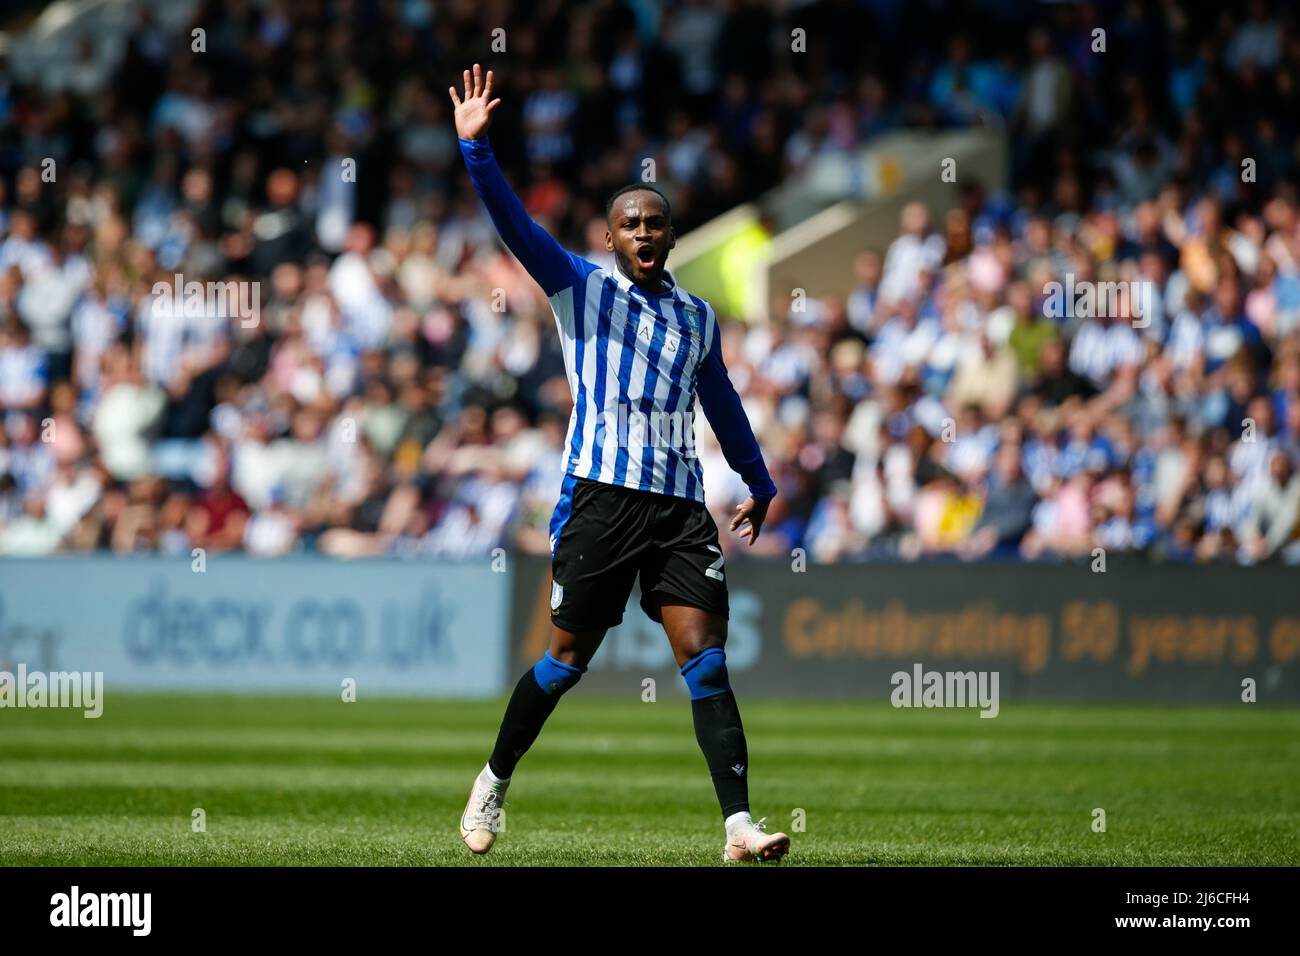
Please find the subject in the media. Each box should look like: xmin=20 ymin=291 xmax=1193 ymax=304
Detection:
xmin=532 ymin=652 xmax=585 ymax=695
xmin=680 ymin=646 xmax=730 ymax=700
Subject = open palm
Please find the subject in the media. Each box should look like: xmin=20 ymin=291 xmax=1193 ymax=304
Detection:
xmin=449 ymin=63 xmax=501 ymax=141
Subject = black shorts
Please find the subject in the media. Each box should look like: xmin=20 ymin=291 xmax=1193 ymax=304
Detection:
xmin=549 ymin=476 xmax=729 ymax=632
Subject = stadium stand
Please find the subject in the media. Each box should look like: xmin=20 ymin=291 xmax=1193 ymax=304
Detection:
xmin=1 ymin=0 xmax=1299 ymax=566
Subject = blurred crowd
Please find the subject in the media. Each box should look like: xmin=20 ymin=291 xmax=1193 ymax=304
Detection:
xmin=2 ymin=0 xmax=1300 ymax=564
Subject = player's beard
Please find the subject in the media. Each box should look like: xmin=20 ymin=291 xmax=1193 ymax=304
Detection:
xmin=624 ymin=246 xmax=665 ymax=284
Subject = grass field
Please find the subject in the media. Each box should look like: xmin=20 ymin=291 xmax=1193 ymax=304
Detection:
xmin=1 ymin=693 xmax=1297 ymax=866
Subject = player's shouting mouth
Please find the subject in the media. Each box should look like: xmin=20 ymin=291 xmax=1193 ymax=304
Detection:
xmin=450 ymin=63 xmax=788 ymax=865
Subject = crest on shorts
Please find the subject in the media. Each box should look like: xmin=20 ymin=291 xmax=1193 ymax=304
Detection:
xmin=550 ymin=581 xmax=564 ymax=611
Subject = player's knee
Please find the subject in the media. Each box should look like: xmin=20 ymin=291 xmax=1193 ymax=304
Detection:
xmin=532 ymin=652 xmax=586 ymax=695
xmin=680 ymin=646 xmax=730 ymax=700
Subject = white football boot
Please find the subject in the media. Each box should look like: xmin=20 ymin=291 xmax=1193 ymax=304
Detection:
xmin=459 ymin=764 xmax=509 ymax=854
xmin=723 ymin=814 xmax=791 ymax=863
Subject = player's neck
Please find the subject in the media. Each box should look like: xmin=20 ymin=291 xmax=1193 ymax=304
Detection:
xmin=616 ymin=260 xmax=672 ymax=296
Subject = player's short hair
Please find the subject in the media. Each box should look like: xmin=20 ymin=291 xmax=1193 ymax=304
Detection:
xmin=605 ymin=183 xmax=672 ymax=224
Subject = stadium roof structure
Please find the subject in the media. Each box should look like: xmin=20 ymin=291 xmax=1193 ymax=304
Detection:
xmin=673 ymin=129 xmax=1007 ymax=323
xmin=5 ymin=0 xmax=197 ymax=92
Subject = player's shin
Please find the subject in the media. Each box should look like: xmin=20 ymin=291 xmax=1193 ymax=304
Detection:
xmin=681 ymin=647 xmax=750 ymax=818
xmin=487 ymin=652 xmax=586 ymax=779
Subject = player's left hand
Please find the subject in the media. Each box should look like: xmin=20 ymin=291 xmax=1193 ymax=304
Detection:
xmin=730 ymin=496 xmax=770 ymax=546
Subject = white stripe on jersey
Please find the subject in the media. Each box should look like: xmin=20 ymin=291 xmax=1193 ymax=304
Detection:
xmin=548 ymin=263 xmax=714 ymax=502
xmin=594 ymin=282 xmax=633 ymax=487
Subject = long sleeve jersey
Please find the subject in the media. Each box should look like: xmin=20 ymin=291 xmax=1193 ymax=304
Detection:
xmin=459 ymin=135 xmax=777 ymax=505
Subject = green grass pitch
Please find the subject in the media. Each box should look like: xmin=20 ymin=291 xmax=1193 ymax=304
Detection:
xmin=1 ymin=693 xmax=1297 ymax=866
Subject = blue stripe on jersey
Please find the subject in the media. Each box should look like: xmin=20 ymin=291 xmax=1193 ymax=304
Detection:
xmin=566 ymin=289 xmax=588 ymax=470
xmin=586 ymin=277 xmax=617 ymax=482
xmin=635 ymin=304 xmax=670 ymax=491
xmin=661 ymin=295 xmax=695 ymax=496
xmin=611 ymin=296 xmax=643 ymax=485
xmin=679 ymin=295 xmax=707 ymax=500
xmin=683 ymin=292 xmax=713 ymax=498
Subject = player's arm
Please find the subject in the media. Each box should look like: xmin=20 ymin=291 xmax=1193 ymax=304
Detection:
xmin=450 ymin=64 xmax=582 ymax=297
xmin=695 ymin=311 xmax=778 ymax=545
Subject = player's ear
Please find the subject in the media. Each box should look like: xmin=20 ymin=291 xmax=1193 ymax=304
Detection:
xmin=605 ymin=228 xmax=613 ymax=252
xmin=668 ymin=226 xmax=676 ymax=249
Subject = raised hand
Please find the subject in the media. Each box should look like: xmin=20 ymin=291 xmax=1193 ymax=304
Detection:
xmin=449 ymin=63 xmax=501 ymax=141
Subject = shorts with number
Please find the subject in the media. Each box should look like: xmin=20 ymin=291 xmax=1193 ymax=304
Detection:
xmin=548 ymin=475 xmax=729 ymax=632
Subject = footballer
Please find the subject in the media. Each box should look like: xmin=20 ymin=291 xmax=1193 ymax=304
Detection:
xmin=450 ymin=64 xmax=788 ymax=863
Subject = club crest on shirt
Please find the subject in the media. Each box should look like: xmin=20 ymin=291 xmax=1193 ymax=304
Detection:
xmin=680 ymin=305 xmax=704 ymax=341
xmin=550 ymin=581 xmax=564 ymax=611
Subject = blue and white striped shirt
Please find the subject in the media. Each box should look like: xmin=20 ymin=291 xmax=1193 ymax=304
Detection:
xmin=460 ymin=136 xmax=777 ymax=509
